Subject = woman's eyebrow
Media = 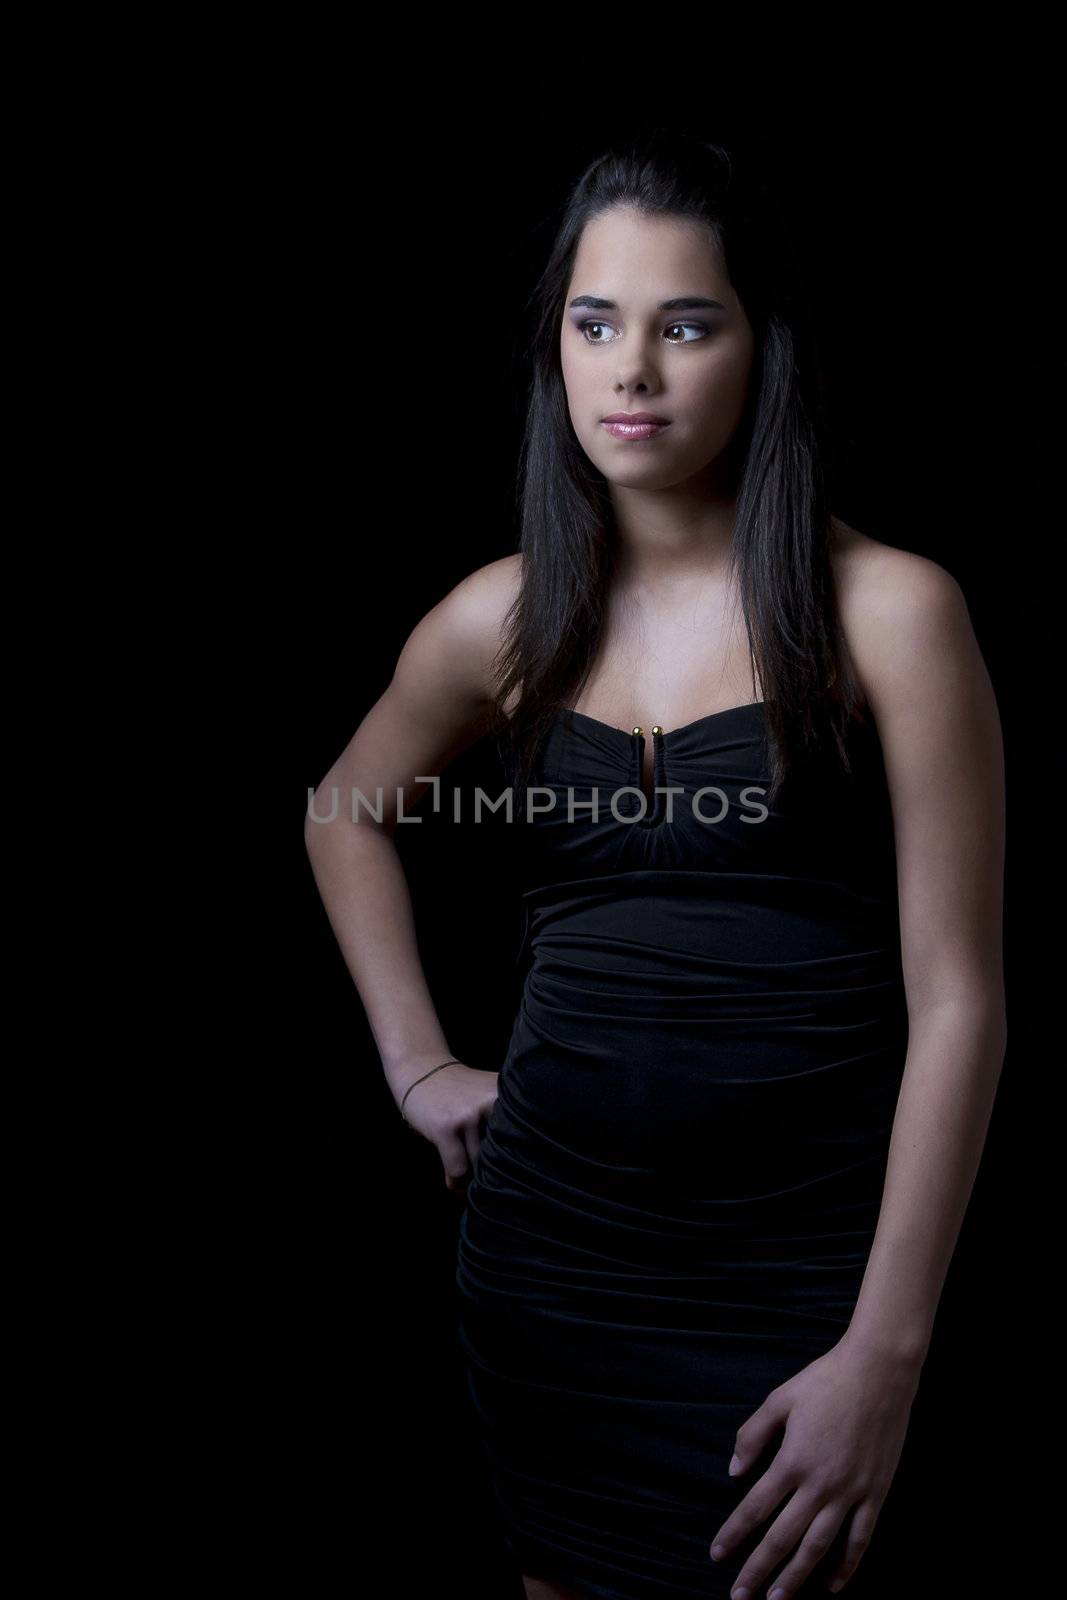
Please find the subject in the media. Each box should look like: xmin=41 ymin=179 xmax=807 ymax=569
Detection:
xmin=568 ymin=294 xmax=727 ymax=312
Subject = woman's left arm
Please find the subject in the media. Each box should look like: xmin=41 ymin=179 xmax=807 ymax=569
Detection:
xmin=709 ymin=548 xmax=1007 ymax=1597
xmin=839 ymin=548 xmax=1007 ymax=1370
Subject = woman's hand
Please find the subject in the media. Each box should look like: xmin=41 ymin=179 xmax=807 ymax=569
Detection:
xmin=708 ymin=1336 xmax=921 ymax=1596
xmin=399 ymin=1062 xmax=499 ymax=1191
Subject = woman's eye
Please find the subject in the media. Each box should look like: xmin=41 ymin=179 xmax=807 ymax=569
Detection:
xmin=579 ymin=320 xmax=615 ymax=344
xmin=578 ymin=320 xmax=708 ymax=345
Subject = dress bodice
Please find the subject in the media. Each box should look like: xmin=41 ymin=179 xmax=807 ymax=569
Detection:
xmin=518 ymin=699 xmax=898 ymax=897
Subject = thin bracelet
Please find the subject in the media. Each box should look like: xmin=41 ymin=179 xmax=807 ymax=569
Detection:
xmin=399 ymin=1059 xmax=461 ymax=1123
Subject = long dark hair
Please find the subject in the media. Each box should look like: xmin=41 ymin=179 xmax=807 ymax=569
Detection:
xmin=489 ymin=129 xmax=866 ymax=807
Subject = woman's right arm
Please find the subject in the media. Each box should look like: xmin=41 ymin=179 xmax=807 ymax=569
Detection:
xmin=304 ymin=554 xmax=521 ymax=1190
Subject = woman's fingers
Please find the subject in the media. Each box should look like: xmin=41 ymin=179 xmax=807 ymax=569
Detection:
xmin=744 ymin=1499 xmax=846 ymax=1597
xmin=444 ymin=1103 xmax=497 ymax=1189
xmin=461 ymin=1121 xmax=483 ymax=1175
xmin=442 ymin=1126 xmax=474 ymax=1190
xmin=728 ymin=1391 xmax=789 ymax=1479
xmin=823 ymin=1496 xmax=880 ymax=1592
xmin=719 ymin=1488 xmax=820 ymax=1598
xmin=709 ymin=1464 xmax=794 ymax=1562
xmin=719 ymin=1490 xmax=880 ymax=1598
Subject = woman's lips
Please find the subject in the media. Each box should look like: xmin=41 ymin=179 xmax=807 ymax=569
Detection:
xmin=600 ymin=417 xmax=672 ymax=441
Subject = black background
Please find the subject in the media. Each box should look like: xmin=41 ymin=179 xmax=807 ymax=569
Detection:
xmin=258 ymin=85 xmax=1046 ymax=1599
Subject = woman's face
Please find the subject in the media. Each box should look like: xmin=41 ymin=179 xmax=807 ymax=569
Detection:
xmin=559 ymin=206 xmax=756 ymax=490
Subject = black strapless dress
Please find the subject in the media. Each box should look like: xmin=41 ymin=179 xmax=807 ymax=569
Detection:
xmin=455 ymin=701 xmax=908 ymax=1599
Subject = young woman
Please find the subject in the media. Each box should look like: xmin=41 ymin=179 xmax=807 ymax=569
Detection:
xmin=305 ymin=135 xmax=1006 ymax=1600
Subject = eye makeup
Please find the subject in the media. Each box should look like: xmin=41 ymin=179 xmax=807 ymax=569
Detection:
xmin=574 ymin=317 xmax=712 ymax=346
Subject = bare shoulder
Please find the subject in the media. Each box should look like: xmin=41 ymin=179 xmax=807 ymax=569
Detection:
xmin=307 ymin=553 xmax=523 ymax=823
xmin=829 ymin=517 xmax=976 ymax=716
xmin=385 ymin=552 xmax=522 ymax=734
xmin=303 ymin=554 xmax=524 ymax=830
xmin=830 ymin=516 xmax=960 ymax=620
xmin=425 ymin=551 xmax=522 ymax=694
xmin=439 ymin=551 xmax=523 ymax=647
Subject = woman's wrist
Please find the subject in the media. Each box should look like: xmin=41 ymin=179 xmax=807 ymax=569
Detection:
xmin=385 ymin=1046 xmax=460 ymax=1109
xmin=397 ymin=1058 xmax=462 ymax=1122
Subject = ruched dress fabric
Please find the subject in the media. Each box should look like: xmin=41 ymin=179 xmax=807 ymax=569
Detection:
xmin=455 ymin=702 xmax=908 ymax=1599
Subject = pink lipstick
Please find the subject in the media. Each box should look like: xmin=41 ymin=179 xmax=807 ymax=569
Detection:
xmin=600 ymin=412 xmax=672 ymax=441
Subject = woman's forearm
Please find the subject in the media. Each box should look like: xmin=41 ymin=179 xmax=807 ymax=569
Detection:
xmin=842 ymin=992 xmax=1008 ymax=1371
xmin=304 ymin=814 xmax=456 ymax=1107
